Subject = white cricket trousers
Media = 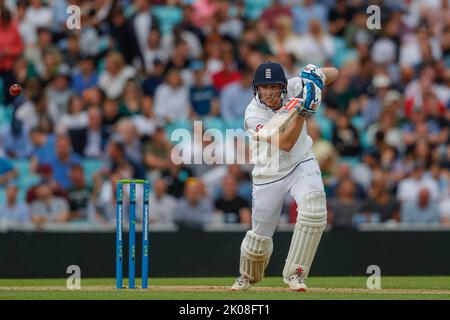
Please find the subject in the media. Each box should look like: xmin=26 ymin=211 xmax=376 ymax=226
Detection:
xmin=251 ymin=158 xmax=325 ymax=238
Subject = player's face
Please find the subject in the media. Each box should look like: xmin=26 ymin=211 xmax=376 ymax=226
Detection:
xmin=257 ymin=84 xmax=284 ymax=109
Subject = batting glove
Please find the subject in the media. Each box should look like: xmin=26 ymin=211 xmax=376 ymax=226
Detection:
xmin=296 ymin=82 xmax=321 ymax=118
xmin=299 ymin=64 xmax=326 ymax=90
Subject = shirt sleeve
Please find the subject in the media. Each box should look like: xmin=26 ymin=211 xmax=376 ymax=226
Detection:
xmin=244 ymin=116 xmax=267 ymax=136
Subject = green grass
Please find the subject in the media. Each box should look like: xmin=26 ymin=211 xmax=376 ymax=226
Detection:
xmin=1 ymin=277 xmax=450 ymax=300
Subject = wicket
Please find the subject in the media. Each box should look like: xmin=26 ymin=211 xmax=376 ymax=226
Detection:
xmin=115 ymin=179 xmax=150 ymax=289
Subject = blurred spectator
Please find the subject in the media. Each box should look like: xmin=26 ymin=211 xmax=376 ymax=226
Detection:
xmin=36 ymin=46 xmax=65 ymax=83
xmin=116 ymin=118 xmax=142 ymax=164
xmin=0 ymin=5 xmax=24 ymax=104
xmin=108 ymin=4 xmax=142 ymax=66
xmin=71 ymin=55 xmax=99 ymax=96
xmin=92 ymin=172 xmax=118 ymax=224
xmin=411 ymin=138 xmax=433 ymax=168
xmin=29 ymin=128 xmax=56 ymax=172
xmin=46 ymin=65 xmax=74 ymax=115
xmin=261 ymin=0 xmax=292 ymax=30
xmin=291 ymin=0 xmax=327 ymax=34
xmin=401 ymin=109 xmax=444 ymax=151
xmin=30 ymin=182 xmax=70 ymax=226
xmin=328 ymin=178 xmax=367 ymax=228
xmin=174 ymin=177 xmax=213 ymax=229
xmin=46 ymin=134 xmax=82 ymax=190
xmin=16 ymin=0 xmax=36 ymax=46
xmin=121 ymin=79 xmax=143 ymax=116
xmin=189 ymin=60 xmax=219 ymax=118
xmin=328 ymin=163 xmax=366 ymax=199
xmin=12 ymin=56 xmax=33 ymax=90
xmin=69 ymin=106 xmax=109 ymax=158
xmin=57 ymin=95 xmax=88 ymax=134
xmin=401 ymin=188 xmax=441 ymax=224
xmin=0 ymin=156 xmax=18 ymax=186
xmin=328 ymin=0 xmax=353 ymax=37
xmin=104 ymin=138 xmax=146 ymax=179
xmin=15 ymin=91 xmax=60 ymax=134
xmin=131 ymin=0 xmax=159 ymax=61
xmin=164 ymin=39 xmax=191 ymax=83
xmin=49 ymin=0 xmax=68 ymax=37
xmin=132 ymin=96 xmax=158 ymax=138
xmin=149 ymin=178 xmax=177 ymax=224
xmin=344 ymin=6 xmax=375 ymax=48
xmin=366 ymin=107 xmax=403 ymax=153
xmin=214 ymin=175 xmax=251 ymax=224
xmin=399 ymin=25 xmax=442 ymax=68
xmin=267 ymin=15 xmax=302 ymax=62
xmin=227 ymin=164 xmax=252 ymax=203
xmin=297 ymin=19 xmax=335 ymax=66
xmin=351 ymin=151 xmax=381 ymax=191
xmin=324 ymin=65 xmax=359 ymax=116
xmin=238 ymin=23 xmax=272 ymax=65
xmin=98 ymin=51 xmax=136 ymax=99
xmin=0 ymin=122 xmax=34 ymax=159
xmin=67 ymin=164 xmax=92 ymax=221
xmin=142 ymin=58 xmax=166 ymax=96
xmin=24 ymin=26 xmax=55 ymax=78
xmin=397 ymin=162 xmax=441 ymax=203
xmin=209 ymin=0 xmax=243 ymax=40
xmin=365 ymin=171 xmax=400 ymax=222
xmin=362 ymin=74 xmax=391 ymax=127
xmin=178 ymin=4 xmax=205 ymax=47
xmin=102 ymin=98 xmax=122 ymax=136
xmin=308 ymin=120 xmax=338 ymax=182
xmin=78 ymin=6 xmax=100 ymax=58
xmin=26 ymin=164 xmax=67 ymax=204
xmin=332 ymin=112 xmax=361 ymax=157
xmin=143 ymin=126 xmax=172 ymax=176
xmin=153 ymin=68 xmax=190 ymax=122
xmin=161 ymin=161 xmax=194 ymax=198
xmin=204 ymin=34 xmax=225 ymax=77
xmin=163 ymin=23 xmax=202 ymax=62
xmin=279 ymin=52 xmax=299 ymax=79
xmin=211 ymin=45 xmax=241 ymax=91
xmin=63 ymin=32 xmax=81 ymax=68
xmin=404 ymin=65 xmax=447 ymax=118
xmin=0 ymin=183 xmax=29 ymax=224
xmin=370 ymin=17 xmax=401 ymax=67
xmin=220 ymin=68 xmax=253 ymax=121
xmin=24 ymin=0 xmax=52 ymax=30
xmin=82 ymin=87 xmax=104 ymax=109
xmin=143 ymin=28 xmax=168 ymax=73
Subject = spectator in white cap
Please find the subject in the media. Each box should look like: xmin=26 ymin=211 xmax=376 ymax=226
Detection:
xmin=361 ymin=73 xmax=391 ymax=127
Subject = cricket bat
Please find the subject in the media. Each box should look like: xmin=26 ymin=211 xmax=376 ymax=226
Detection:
xmin=254 ymin=97 xmax=304 ymax=142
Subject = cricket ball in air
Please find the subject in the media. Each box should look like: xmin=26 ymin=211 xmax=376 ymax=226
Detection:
xmin=9 ymin=84 xmax=23 ymax=96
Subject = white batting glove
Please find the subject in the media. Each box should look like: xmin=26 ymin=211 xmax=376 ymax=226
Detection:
xmin=299 ymin=64 xmax=326 ymax=90
xmin=296 ymin=82 xmax=321 ymax=118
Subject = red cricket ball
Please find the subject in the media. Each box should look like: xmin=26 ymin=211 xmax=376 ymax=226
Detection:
xmin=9 ymin=84 xmax=23 ymax=97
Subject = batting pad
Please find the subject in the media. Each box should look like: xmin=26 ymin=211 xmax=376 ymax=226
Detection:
xmin=240 ymin=230 xmax=273 ymax=283
xmin=282 ymin=191 xmax=327 ymax=280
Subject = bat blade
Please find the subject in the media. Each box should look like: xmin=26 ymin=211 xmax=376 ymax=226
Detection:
xmin=255 ymin=98 xmax=302 ymax=142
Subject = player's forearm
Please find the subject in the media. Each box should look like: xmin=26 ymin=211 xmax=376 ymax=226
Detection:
xmin=276 ymin=115 xmax=305 ymax=152
xmin=320 ymin=67 xmax=339 ymax=85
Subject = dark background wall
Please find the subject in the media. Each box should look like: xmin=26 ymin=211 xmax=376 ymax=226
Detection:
xmin=1 ymin=230 xmax=450 ymax=278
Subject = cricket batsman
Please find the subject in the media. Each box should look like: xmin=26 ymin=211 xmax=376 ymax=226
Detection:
xmin=231 ymin=61 xmax=339 ymax=291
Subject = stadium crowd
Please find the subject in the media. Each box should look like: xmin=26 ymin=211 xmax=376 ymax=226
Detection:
xmin=0 ymin=0 xmax=449 ymax=229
